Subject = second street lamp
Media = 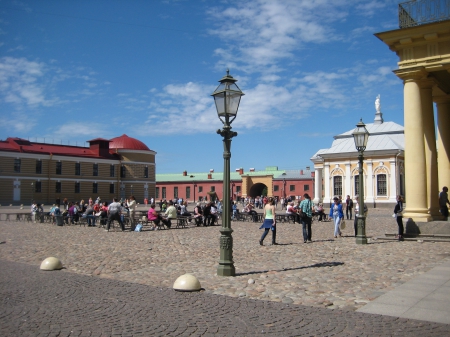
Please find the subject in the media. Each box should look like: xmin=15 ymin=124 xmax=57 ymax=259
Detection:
xmin=352 ymin=119 xmax=370 ymax=245
xmin=212 ymin=69 xmax=244 ymax=277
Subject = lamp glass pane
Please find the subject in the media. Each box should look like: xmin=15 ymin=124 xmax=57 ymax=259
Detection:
xmin=226 ymin=91 xmax=242 ymax=116
xmin=214 ymin=93 xmax=225 ymax=117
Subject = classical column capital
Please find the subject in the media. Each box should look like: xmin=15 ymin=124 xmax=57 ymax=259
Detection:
xmin=393 ymin=67 xmax=428 ymax=82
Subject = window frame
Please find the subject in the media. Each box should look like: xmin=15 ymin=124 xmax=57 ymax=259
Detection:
xmin=75 ymin=162 xmax=81 ymax=176
xmin=93 ymin=163 xmax=98 ymax=177
xmin=36 ymin=160 xmax=42 ymax=174
xmin=377 ymin=174 xmax=387 ymax=196
xmin=14 ymin=158 xmax=21 ymax=173
xmin=56 ymin=162 xmax=62 ymax=175
xmin=333 ymin=176 xmax=342 ymax=197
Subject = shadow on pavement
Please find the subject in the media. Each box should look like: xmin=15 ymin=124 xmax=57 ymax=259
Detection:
xmin=236 ymin=261 xmax=344 ymax=276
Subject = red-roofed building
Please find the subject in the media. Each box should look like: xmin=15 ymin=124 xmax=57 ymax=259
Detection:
xmin=0 ymin=135 xmax=156 ymax=205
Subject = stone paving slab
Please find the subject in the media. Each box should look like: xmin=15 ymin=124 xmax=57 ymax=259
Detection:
xmin=1 ymin=208 xmax=449 ymax=313
xmin=1 ymin=259 xmax=450 ymax=337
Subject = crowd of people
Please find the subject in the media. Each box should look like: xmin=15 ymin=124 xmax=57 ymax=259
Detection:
xmin=29 ymin=187 xmax=450 ymax=242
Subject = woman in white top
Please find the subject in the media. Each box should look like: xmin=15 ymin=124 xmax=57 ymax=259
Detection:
xmin=127 ymin=196 xmax=137 ymax=230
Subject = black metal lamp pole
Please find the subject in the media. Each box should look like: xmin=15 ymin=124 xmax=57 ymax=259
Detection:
xmin=212 ymin=70 xmax=244 ymax=277
xmin=352 ymin=119 xmax=369 ymax=245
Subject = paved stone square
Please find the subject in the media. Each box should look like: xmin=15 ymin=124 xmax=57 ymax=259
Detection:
xmin=1 ymin=207 xmax=450 ymax=336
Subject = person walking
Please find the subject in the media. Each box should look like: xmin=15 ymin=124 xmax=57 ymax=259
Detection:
xmin=259 ymin=197 xmax=277 ymax=246
xmin=345 ymin=195 xmax=353 ymax=220
xmin=127 ymin=195 xmax=137 ymax=230
xmin=394 ymin=195 xmax=404 ymax=241
xmin=300 ymin=193 xmax=313 ymax=243
xmin=329 ymin=197 xmax=344 ymax=238
xmin=439 ymin=186 xmax=449 ymax=220
xmin=105 ymin=198 xmax=125 ymax=232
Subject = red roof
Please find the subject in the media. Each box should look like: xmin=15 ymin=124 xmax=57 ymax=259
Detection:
xmin=0 ymin=137 xmax=118 ymax=159
xmin=109 ymin=134 xmax=151 ymax=151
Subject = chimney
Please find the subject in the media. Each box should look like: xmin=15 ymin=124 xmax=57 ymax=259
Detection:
xmin=239 ymin=168 xmax=244 ymax=175
xmin=249 ymin=168 xmax=255 ymax=172
xmin=235 ymin=168 xmax=240 ymax=172
xmin=183 ymin=171 xmax=187 ymax=176
xmin=311 ymin=172 xmax=315 ymax=178
xmin=209 ymin=169 xmax=214 ymax=173
xmin=306 ymin=166 xmax=310 ymax=170
xmin=207 ymin=173 xmax=212 ymax=179
xmin=300 ymin=169 xmax=304 ymax=175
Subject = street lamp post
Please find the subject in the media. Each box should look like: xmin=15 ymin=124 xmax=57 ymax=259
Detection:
xmin=212 ymin=70 xmax=244 ymax=277
xmin=131 ymin=185 xmax=134 ymax=196
xmin=352 ymin=119 xmax=370 ymax=245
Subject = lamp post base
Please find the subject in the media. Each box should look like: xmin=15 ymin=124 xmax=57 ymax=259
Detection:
xmin=355 ymin=215 xmax=367 ymax=245
xmin=217 ymin=264 xmax=236 ymax=277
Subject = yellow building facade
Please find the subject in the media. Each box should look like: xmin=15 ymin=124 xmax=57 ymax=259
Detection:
xmin=375 ymin=11 xmax=450 ymax=221
xmin=0 ymin=135 xmax=156 ymax=205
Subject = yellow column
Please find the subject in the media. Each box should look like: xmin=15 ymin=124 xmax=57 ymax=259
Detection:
xmin=435 ymin=95 xmax=450 ymax=193
xmin=420 ymin=80 xmax=440 ymax=218
xmin=401 ymin=76 xmax=431 ymax=221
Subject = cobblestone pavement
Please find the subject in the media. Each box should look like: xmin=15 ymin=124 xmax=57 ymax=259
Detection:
xmin=1 ymin=208 xmax=450 ymax=335
xmin=2 ymin=259 xmax=450 ymax=336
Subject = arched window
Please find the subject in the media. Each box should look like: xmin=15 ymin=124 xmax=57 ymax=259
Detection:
xmin=333 ymin=176 xmax=342 ymax=196
xmin=377 ymin=174 xmax=387 ymax=196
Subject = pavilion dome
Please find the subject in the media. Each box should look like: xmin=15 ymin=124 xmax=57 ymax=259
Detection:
xmin=109 ymin=134 xmax=151 ymax=151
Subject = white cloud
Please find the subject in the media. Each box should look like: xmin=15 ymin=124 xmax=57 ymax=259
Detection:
xmin=207 ymin=0 xmax=351 ymax=74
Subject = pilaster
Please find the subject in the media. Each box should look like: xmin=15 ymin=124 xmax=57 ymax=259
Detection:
xmin=324 ymin=163 xmax=330 ymax=204
xmin=314 ymin=168 xmax=323 ymax=204
xmin=345 ymin=162 xmax=351 ymax=198
xmin=435 ymin=95 xmax=450 ymax=192
xmin=366 ymin=161 xmax=374 ymax=204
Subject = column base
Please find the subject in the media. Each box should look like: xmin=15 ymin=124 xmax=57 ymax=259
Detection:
xmin=403 ymin=208 xmax=433 ymax=222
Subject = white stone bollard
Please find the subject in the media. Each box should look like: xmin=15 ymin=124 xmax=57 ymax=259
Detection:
xmin=173 ymin=273 xmax=201 ymax=292
xmin=40 ymin=257 xmax=63 ymax=271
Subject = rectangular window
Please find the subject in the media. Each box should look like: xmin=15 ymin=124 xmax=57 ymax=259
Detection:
xmin=174 ymin=187 xmax=178 ymax=198
xmin=93 ymin=183 xmax=98 ymax=194
xmin=304 ymin=185 xmax=310 ymax=191
xmin=14 ymin=159 xmax=21 ymax=173
xmin=75 ymin=182 xmax=80 ymax=193
xmin=109 ymin=183 xmax=115 ymax=194
xmin=289 ymin=185 xmax=295 ymax=192
xmin=120 ymin=165 xmax=126 ymax=178
xmin=156 ymin=187 xmax=160 ymax=199
xmin=333 ymin=176 xmax=342 ymax=197
xmin=162 ymin=187 xmax=166 ymax=199
xmin=35 ymin=181 xmax=41 ymax=193
xmin=211 ymin=186 xmax=215 ymax=192
xmin=377 ymin=174 xmax=387 ymax=196
xmin=186 ymin=186 xmax=191 ymax=199
xmin=144 ymin=166 xmax=148 ymax=178
xmin=93 ymin=163 xmax=98 ymax=176
xmin=198 ymin=186 xmax=203 ymax=193
xmin=75 ymin=162 xmax=80 ymax=176
xmin=56 ymin=162 xmax=62 ymax=175
xmin=273 ymin=185 xmax=279 ymax=192
xmin=56 ymin=182 xmax=61 ymax=193
xmin=236 ymin=186 xmax=241 ymax=193
xmin=110 ymin=164 xmax=115 ymax=177
xmin=354 ymin=175 xmax=359 ymax=196
xmin=36 ymin=160 xmax=42 ymax=174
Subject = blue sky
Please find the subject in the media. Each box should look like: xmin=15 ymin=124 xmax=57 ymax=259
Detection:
xmin=0 ymin=0 xmax=405 ymax=174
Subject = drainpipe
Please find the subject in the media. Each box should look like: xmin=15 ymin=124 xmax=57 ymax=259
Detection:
xmin=48 ymin=153 xmax=52 ymax=205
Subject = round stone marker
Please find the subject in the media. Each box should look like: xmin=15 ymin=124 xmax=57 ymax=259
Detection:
xmin=40 ymin=257 xmax=63 ymax=271
xmin=173 ymin=274 xmax=201 ymax=292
